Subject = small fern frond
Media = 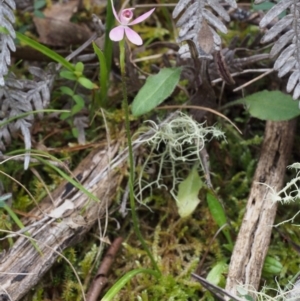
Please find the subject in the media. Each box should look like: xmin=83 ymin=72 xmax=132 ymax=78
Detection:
xmin=26 ymin=66 xmax=54 ymax=118
xmin=172 ymin=0 xmax=237 ymax=59
xmin=0 ymin=0 xmax=16 ymax=86
xmin=256 ymin=0 xmax=300 ymax=99
xmin=73 ymin=116 xmax=88 ymax=145
xmin=0 ymin=67 xmax=55 ymax=169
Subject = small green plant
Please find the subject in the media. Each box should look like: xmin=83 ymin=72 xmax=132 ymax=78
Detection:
xmin=33 ymin=0 xmax=46 ymax=18
xmin=59 ymin=62 xmax=96 ymax=91
xmin=59 ymin=62 xmax=97 ymax=139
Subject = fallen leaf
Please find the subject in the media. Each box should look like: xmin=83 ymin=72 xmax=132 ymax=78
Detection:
xmin=33 ymin=0 xmax=92 ymax=46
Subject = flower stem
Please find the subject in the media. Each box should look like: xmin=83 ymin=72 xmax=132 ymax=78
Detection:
xmin=119 ymin=40 xmax=160 ymax=274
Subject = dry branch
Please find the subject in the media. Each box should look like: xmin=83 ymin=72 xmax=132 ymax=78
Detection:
xmin=0 ymin=143 xmax=122 ymax=301
xmin=86 ymin=237 xmax=123 ymax=301
xmin=225 ymin=119 xmax=296 ymax=296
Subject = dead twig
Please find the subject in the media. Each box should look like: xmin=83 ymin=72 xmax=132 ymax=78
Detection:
xmin=86 ymin=237 xmax=123 ymax=301
xmin=225 ymin=119 xmax=297 ymax=297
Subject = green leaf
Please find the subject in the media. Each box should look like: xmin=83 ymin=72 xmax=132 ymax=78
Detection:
xmin=75 ymin=61 xmax=84 ymax=74
xmin=60 ymin=70 xmax=77 ymax=81
xmin=16 ymin=32 xmax=75 ymax=71
xmin=60 ymin=112 xmax=70 ymax=120
xmin=71 ymin=104 xmax=83 ymax=115
xmin=176 ymin=166 xmax=203 ymax=218
xmin=101 ymin=269 xmax=160 ymax=301
xmin=34 ymin=0 xmax=46 ymax=10
xmin=131 ymin=67 xmax=181 ymax=116
xmin=252 ymin=2 xmax=274 ymax=11
xmin=230 ymin=90 xmax=300 ymax=121
xmin=206 ymin=260 xmax=227 ymax=285
xmin=60 ymin=86 xmax=74 ymax=96
xmin=93 ymin=42 xmax=108 ymax=106
xmin=252 ymin=2 xmax=286 ymax=18
xmin=206 ymin=192 xmax=233 ymax=246
xmin=72 ymin=95 xmax=85 ymax=107
xmin=103 ymin=0 xmax=114 ymax=86
xmin=33 ymin=10 xmax=45 ymax=18
xmin=77 ymin=77 xmax=96 ymax=89
xmin=72 ymin=127 xmax=79 ymax=138
xmin=262 ymin=256 xmax=283 ymax=276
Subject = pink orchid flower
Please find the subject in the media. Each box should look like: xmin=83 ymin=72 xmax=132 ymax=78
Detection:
xmin=109 ymin=1 xmax=155 ymax=46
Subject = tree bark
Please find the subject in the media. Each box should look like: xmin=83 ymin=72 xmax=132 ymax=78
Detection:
xmin=225 ymin=120 xmax=296 ymax=296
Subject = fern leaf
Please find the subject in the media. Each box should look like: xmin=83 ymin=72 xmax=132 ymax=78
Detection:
xmin=260 ymin=16 xmax=293 ymax=44
xmin=16 ymin=119 xmax=32 ymax=170
xmin=0 ymin=120 xmax=10 ymax=149
xmin=256 ymin=0 xmax=300 ymax=99
xmin=173 ymin=0 xmax=237 ymax=59
xmin=259 ymin=0 xmax=293 ymax=28
xmin=26 ymin=67 xmax=53 ymax=118
xmin=0 ymin=67 xmax=54 ymax=169
xmin=0 ymin=0 xmax=16 ymax=86
xmin=73 ymin=116 xmax=88 ymax=145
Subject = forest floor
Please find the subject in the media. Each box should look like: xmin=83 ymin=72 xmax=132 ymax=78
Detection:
xmin=1 ymin=1 xmax=300 ymax=301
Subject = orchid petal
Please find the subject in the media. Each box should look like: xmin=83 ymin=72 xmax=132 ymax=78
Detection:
xmin=124 ymin=27 xmax=143 ymax=45
xmin=110 ymin=0 xmax=121 ymax=23
xmin=109 ymin=26 xmax=125 ymax=41
xmin=129 ymin=8 xmax=155 ymax=25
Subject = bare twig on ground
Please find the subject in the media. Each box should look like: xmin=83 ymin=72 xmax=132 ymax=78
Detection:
xmin=86 ymin=237 xmax=123 ymax=301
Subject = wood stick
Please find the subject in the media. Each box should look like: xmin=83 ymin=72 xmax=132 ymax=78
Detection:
xmin=225 ymin=119 xmax=297 ymax=296
xmin=86 ymin=237 xmax=123 ymax=301
xmin=0 ymin=144 xmax=120 ymax=301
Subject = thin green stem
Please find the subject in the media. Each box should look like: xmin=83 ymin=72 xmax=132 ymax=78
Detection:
xmin=119 ymin=40 xmax=160 ymax=274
